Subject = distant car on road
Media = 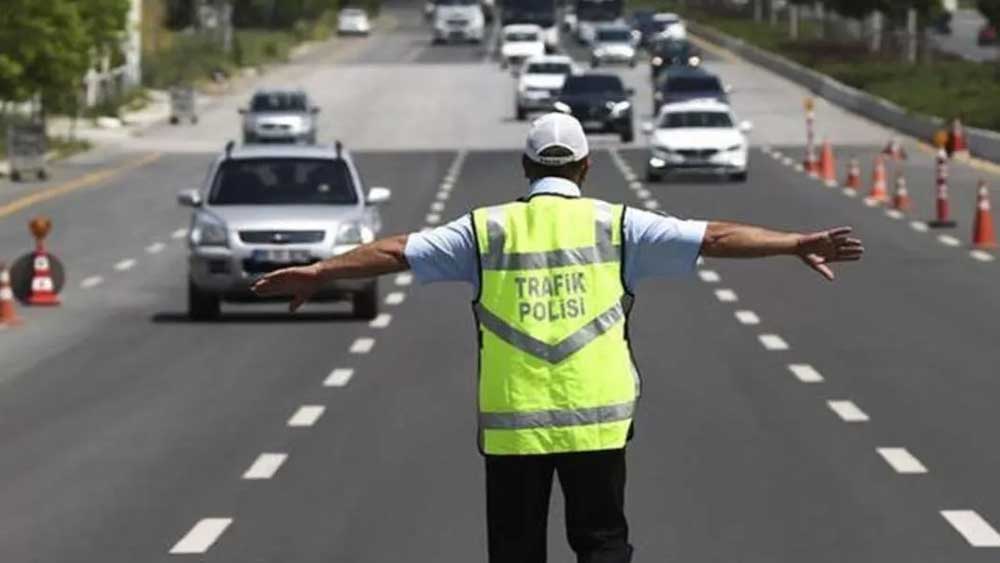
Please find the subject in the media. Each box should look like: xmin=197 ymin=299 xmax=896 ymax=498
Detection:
xmin=652 ymin=67 xmax=729 ymax=114
xmin=978 ymin=24 xmax=997 ymax=46
xmin=178 ymin=142 xmax=392 ymax=320
xmin=633 ymin=12 xmax=685 ymax=46
xmin=432 ymin=0 xmax=486 ymax=44
xmin=500 ymin=24 xmax=546 ymax=68
xmin=648 ymin=38 xmax=700 ymax=80
xmin=553 ymin=73 xmax=634 ymax=142
xmin=515 ymin=55 xmax=577 ymax=120
xmin=240 ymin=89 xmax=319 ymax=145
xmin=590 ymin=23 xmax=637 ymax=67
xmin=337 ymin=8 xmax=372 ymax=35
xmin=643 ymin=99 xmax=751 ymax=183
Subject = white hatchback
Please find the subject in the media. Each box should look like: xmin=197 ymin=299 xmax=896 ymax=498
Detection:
xmin=500 ymin=24 xmax=546 ymax=69
xmin=643 ymin=99 xmax=752 ymax=182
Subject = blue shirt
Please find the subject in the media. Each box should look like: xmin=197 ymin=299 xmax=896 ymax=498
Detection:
xmin=404 ymin=177 xmax=707 ymax=293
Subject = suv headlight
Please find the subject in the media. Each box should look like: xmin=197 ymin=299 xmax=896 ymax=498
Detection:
xmin=336 ymin=222 xmax=373 ymax=246
xmin=608 ymin=101 xmax=631 ymax=116
xmin=191 ymin=214 xmax=228 ymax=247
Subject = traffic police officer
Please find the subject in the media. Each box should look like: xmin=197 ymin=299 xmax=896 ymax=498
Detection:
xmin=252 ymin=113 xmax=864 ymax=563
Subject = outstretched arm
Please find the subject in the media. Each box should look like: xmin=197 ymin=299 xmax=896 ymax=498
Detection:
xmin=700 ymin=222 xmax=864 ymax=281
xmin=251 ymin=234 xmax=410 ymax=311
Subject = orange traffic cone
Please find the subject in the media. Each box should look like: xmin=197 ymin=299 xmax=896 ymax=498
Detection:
xmin=844 ymin=158 xmax=861 ymax=190
xmin=27 ymin=251 xmax=60 ymax=306
xmin=0 ymin=265 xmax=22 ymax=327
xmin=892 ymin=174 xmax=912 ymax=211
xmin=819 ymin=140 xmax=837 ymax=186
xmin=882 ymin=137 xmax=907 ymax=161
xmin=867 ymin=155 xmax=889 ymax=203
xmin=947 ymin=117 xmax=970 ymax=160
xmin=972 ymin=180 xmax=997 ymax=249
xmin=929 ymin=149 xmax=957 ymax=228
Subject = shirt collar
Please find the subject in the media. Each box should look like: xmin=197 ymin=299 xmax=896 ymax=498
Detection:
xmin=527 ymin=177 xmax=582 ymax=198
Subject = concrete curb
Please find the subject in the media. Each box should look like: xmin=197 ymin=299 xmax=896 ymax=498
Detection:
xmin=689 ymin=21 xmax=1000 ymax=165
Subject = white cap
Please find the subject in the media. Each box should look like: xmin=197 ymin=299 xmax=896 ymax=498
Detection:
xmin=524 ymin=113 xmax=589 ymax=166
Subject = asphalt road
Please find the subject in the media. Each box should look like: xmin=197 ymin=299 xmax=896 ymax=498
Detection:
xmin=2 ymin=2 xmax=1000 ymax=561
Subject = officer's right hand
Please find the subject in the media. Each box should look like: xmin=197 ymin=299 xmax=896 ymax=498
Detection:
xmin=795 ymin=226 xmax=864 ymax=281
xmin=251 ymin=264 xmax=322 ymax=312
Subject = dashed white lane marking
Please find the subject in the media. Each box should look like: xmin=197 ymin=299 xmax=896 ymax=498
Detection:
xmin=782 ymin=156 xmax=794 ymax=166
xmin=171 ymin=228 xmax=187 ymax=240
xmin=350 ymin=337 xmax=375 ymax=354
xmin=788 ymin=363 xmax=824 ymax=383
xmin=369 ymin=313 xmax=392 ymax=329
xmin=440 ymin=182 xmax=453 ymax=192
xmin=169 ymin=518 xmax=233 ymax=554
xmin=863 ymin=197 xmax=881 ymax=207
xmin=941 ymin=510 xmax=1000 ymax=547
xmin=242 ymin=453 xmax=288 ymax=480
xmin=758 ymin=334 xmax=789 ymax=351
xmin=385 ymin=291 xmax=406 ymax=305
xmin=636 ymin=189 xmax=651 ymax=199
xmin=146 ymin=242 xmax=166 ymax=254
xmin=623 ymin=173 xmax=637 ymax=182
xmin=114 ymin=258 xmax=136 ymax=271
xmin=876 ymin=447 xmax=927 ymax=474
xmin=714 ymin=289 xmax=738 ymax=302
xmin=324 ymin=368 xmax=354 ymax=387
xmin=938 ymin=234 xmax=961 ymax=247
xmin=430 ymin=201 xmax=446 ymax=212
xmin=394 ymin=273 xmax=413 ymax=286
xmin=698 ymin=270 xmax=721 ymax=283
xmin=436 ymin=191 xmax=450 ymax=200
xmin=287 ymin=405 xmax=325 ymax=427
xmin=970 ymin=250 xmax=995 ymax=262
xmin=643 ymin=200 xmax=660 ymax=210
xmin=794 ymin=164 xmax=805 ymax=172
xmin=80 ymin=276 xmax=104 ymax=289
xmin=827 ymin=400 xmax=870 ymax=422
xmin=842 ymin=188 xmax=858 ymax=198
xmin=426 ymin=213 xmax=441 ymax=225
xmin=885 ymin=209 xmax=904 ymax=220
xmin=910 ymin=221 xmax=929 ymax=232
xmin=734 ymin=310 xmax=760 ymax=325
xmin=825 ymin=180 xmax=838 ymax=188
xmin=629 ymin=181 xmax=643 ymax=190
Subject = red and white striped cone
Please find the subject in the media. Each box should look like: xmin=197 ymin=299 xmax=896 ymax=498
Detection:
xmin=892 ymin=174 xmax=912 ymax=212
xmin=844 ymin=158 xmax=862 ymax=190
xmin=929 ymin=148 xmax=957 ymax=228
xmin=0 ymin=266 xmax=22 ymax=327
xmin=27 ymin=250 xmax=60 ymax=306
xmin=972 ymin=180 xmax=997 ymax=249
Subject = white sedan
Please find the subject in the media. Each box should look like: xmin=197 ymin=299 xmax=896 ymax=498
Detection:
xmin=337 ymin=8 xmax=371 ymax=35
xmin=515 ymin=55 xmax=577 ymax=120
xmin=500 ymin=24 xmax=547 ymax=69
xmin=643 ymin=99 xmax=752 ymax=182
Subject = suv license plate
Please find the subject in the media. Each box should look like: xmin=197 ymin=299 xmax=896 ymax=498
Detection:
xmin=583 ymin=120 xmax=604 ymax=129
xmin=251 ymin=249 xmax=311 ymax=263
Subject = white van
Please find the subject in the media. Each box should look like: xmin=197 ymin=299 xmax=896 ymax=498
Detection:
xmin=432 ymin=0 xmax=486 ymax=44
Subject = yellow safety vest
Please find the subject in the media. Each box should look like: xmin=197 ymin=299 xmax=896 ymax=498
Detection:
xmin=472 ymin=195 xmax=638 ymax=455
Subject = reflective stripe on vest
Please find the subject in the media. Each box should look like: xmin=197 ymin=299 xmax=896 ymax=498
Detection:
xmin=473 ymin=196 xmax=637 ymax=455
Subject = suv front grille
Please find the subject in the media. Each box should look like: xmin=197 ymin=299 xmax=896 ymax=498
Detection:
xmin=239 ymin=230 xmax=325 ymax=244
xmin=677 ymin=149 xmax=719 ymax=158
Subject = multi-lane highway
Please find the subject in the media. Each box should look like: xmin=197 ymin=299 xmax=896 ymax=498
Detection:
xmin=2 ymin=1 xmax=1000 ymax=561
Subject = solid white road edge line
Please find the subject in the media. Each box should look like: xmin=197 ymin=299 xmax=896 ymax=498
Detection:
xmin=324 ymin=368 xmax=354 ymax=387
xmin=734 ymin=310 xmax=760 ymax=325
xmin=758 ymin=334 xmax=789 ymax=351
xmin=876 ymin=447 xmax=927 ymax=474
xmin=350 ymin=337 xmax=375 ymax=354
xmin=169 ymin=518 xmax=233 ymax=554
xmin=941 ymin=510 xmax=1000 ymax=547
xmin=242 ymin=453 xmax=288 ymax=480
xmin=714 ymin=289 xmax=738 ymax=302
xmin=827 ymin=400 xmax=870 ymax=422
xmin=788 ymin=364 xmax=824 ymax=383
xmin=287 ymin=405 xmax=325 ymax=427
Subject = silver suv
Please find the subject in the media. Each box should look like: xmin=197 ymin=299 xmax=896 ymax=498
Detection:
xmin=239 ymin=89 xmax=319 ymax=145
xmin=178 ymin=142 xmax=391 ymax=320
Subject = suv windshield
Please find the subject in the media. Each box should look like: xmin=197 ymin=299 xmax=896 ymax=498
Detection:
xmin=562 ymin=75 xmax=623 ymax=95
xmin=526 ymin=62 xmax=572 ymax=74
xmin=597 ymin=29 xmax=631 ymax=42
xmin=659 ymin=111 xmax=733 ymax=128
xmin=666 ymin=76 xmax=721 ymax=92
xmin=250 ymin=92 xmax=308 ymax=113
xmin=210 ymin=159 xmax=358 ymax=205
xmin=506 ymin=31 xmax=539 ymax=41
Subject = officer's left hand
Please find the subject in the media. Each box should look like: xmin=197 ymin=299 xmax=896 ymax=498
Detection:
xmin=251 ymin=264 xmax=322 ymax=312
xmin=795 ymin=226 xmax=864 ymax=281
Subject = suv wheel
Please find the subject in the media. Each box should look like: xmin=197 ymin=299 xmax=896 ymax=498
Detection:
xmin=646 ymin=169 xmax=661 ymax=183
xmin=516 ymin=105 xmax=526 ymax=121
xmin=353 ymin=280 xmax=379 ymax=320
xmin=729 ymin=171 xmax=749 ymax=183
xmin=188 ymin=279 xmax=221 ymax=320
xmin=620 ymin=127 xmax=634 ymax=143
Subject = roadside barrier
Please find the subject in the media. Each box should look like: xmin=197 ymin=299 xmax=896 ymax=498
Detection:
xmin=929 ymin=149 xmax=957 ymax=228
xmin=867 ymin=155 xmax=889 ymax=203
xmin=972 ymin=180 xmax=997 ymax=249
xmin=0 ymin=265 xmax=22 ymax=327
xmin=844 ymin=158 xmax=861 ymax=190
xmin=892 ymin=174 xmax=912 ymax=212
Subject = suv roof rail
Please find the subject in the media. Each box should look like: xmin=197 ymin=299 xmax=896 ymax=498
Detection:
xmin=224 ymin=140 xmax=235 ymax=157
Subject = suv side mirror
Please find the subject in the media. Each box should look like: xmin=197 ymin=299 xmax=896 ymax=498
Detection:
xmin=177 ymin=189 xmax=203 ymax=207
xmin=739 ymin=120 xmax=753 ymax=133
xmin=366 ymin=186 xmax=392 ymax=205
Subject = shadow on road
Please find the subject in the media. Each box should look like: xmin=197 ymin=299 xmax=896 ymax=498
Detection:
xmin=150 ymin=311 xmax=358 ymax=324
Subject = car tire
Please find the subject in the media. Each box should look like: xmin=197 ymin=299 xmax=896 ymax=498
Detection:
xmin=353 ymin=280 xmax=379 ymax=320
xmin=169 ymin=116 xmax=179 ymax=125
xmin=646 ymin=169 xmax=661 ymax=183
xmin=10 ymin=170 xmax=21 ymax=182
xmin=516 ymin=105 xmax=527 ymax=121
xmin=188 ymin=279 xmax=221 ymax=321
xmin=37 ymin=169 xmax=48 ymax=180
xmin=729 ymin=171 xmax=749 ymax=183
xmin=620 ymin=128 xmax=634 ymax=143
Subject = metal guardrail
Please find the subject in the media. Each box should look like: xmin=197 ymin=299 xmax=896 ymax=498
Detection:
xmin=689 ymin=21 xmax=1000 ymax=164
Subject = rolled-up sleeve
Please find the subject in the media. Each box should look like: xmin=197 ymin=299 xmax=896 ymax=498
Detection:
xmin=403 ymin=215 xmax=479 ymax=286
xmin=623 ymin=207 xmax=707 ymax=291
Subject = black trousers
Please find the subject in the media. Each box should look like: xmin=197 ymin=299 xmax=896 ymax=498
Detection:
xmin=485 ymin=448 xmax=633 ymax=563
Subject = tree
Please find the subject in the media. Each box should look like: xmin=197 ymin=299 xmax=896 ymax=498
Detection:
xmin=76 ymin=0 xmax=132 ymax=59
